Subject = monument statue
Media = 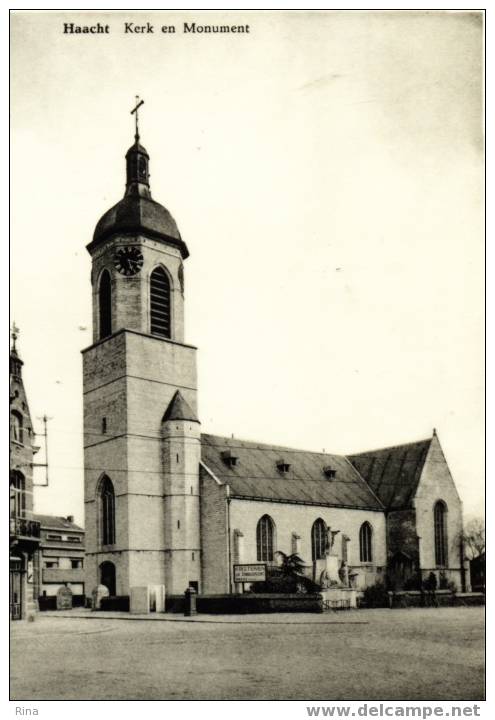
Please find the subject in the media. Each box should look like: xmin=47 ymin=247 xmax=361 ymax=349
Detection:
xmin=319 ymin=569 xmax=330 ymax=589
xmin=338 ymin=560 xmax=350 ymax=587
xmin=325 ymin=527 xmax=340 ymax=554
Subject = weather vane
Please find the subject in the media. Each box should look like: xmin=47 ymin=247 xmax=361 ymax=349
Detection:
xmin=130 ymin=95 xmax=144 ymax=141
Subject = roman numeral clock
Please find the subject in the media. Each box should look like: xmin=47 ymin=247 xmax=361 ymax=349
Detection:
xmin=114 ymin=246 xmax=144 ymax=276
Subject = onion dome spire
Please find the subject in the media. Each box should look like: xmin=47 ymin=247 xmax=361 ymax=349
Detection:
xmin=89 ymin=98 xmax=189 ymax=259
xmin=126 ymin=96 xmax=150 ymax=198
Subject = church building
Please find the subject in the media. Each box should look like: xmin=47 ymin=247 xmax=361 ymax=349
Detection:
xmin=83 ymin=118 xmax=470 ymax=608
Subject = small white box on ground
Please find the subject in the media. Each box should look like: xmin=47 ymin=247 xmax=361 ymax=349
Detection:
xmin=148 ymin=584 xmax=165 ymax=612
xmin=130 ymin=586 xmax=150 ymax=614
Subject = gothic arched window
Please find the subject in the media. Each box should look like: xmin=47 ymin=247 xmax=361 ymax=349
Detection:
xmin=150 ymin=266 xmax=171 ymax=338
xmin=434 ymin=500 xmax=448 ymax=567
xmin=100 ymin=475 xmax=115 ymax=546
xmin=359 ymin=522 xmax=373 ymax=563
xmin=256 ymin=515 xmax=275 ymax=562
xmin=99 ymin=270 xmax=112 ymax=340
xmin=11 ymin=411 xmax=23 ymax=444
xmin=311 ymin=518 xmax=327 ymax=561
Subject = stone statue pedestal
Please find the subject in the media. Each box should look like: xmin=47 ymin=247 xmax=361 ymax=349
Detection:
xmin=320 ymin=587 xmax=357 ymax=609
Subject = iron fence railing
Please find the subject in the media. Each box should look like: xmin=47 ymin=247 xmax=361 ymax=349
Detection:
xmin=10 ymin=517 xmax=41 ymax=539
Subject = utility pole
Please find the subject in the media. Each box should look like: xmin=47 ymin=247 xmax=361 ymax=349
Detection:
xmin=33 ymin=414 xmax=52 ymax=487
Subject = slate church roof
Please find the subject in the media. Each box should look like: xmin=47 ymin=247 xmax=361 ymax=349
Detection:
xmin=200 ymin=434 xmax=384 ymax=511
xmin=91 ymin=194 xmax=186 ymax=255
xmin=347 ymin=438 xmax=432 ymax=510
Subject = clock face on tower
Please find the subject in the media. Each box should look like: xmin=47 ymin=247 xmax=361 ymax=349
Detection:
xmin=114 ymin=246 xmax=144 ymax=276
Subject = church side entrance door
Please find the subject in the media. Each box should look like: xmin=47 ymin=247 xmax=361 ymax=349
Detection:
xmin=99 ymin=561 xmax=116 ymax=596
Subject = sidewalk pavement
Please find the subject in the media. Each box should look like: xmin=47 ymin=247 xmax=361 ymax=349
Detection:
xmin=40 ymin=607 xmax=368 ymax=624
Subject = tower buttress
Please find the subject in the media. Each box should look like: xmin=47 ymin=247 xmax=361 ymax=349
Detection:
xmin=162 ymin=391 xmax=201 ymax=593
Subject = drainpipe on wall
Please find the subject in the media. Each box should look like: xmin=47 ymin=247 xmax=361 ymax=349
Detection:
xmin=459 ymin=536 xmax=466 ymax=592
xmin=226 ymin=485 xmax=232 ymax=594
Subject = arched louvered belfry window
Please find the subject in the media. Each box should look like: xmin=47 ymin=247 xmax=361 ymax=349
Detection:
xmin=311 ymin=518 xmax=327 ymax=561
xmin=359 ymin=522 xmax=373 ymax=563
xmin=99 ymin=270 xmax=112 ymax=340
xmin=434 ymin=500 xmax=448 ymax=567
xmin=100 ymin=475 xmax=115 ymax=546
xmin=256 ymin=515 xmax=275 ymax=562
xmin=150 ymin=266 xmax=171 ymax=338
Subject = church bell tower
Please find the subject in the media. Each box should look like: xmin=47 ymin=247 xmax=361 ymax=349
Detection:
xmin=83 ymin=102 xmax=201 ymax=604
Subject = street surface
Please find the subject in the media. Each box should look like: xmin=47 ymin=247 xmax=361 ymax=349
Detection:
xmin=10 ymin=606 xmax=484 ymax=700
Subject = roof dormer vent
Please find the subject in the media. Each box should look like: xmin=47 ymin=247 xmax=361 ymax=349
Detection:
xmin=277 ymin=459 xmax=291 ymax=474
xmin=324 ymin=466 xmax=337 ymax=479
xmin=221 ymin=450 xmax=238 ymax=468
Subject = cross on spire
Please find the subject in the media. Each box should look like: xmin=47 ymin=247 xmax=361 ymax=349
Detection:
xmin=11 ymin=322 xmax=19 ymax=350
xmin=130 ymin=95 xmax=144 ymax=141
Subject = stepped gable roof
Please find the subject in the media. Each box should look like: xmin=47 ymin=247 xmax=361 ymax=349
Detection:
xmin=33 ymin=514 xmax=84 ymax=533
xmin=200 ymin=434 xmax=384 ymax=511
xmin=347 ymin=437 xmax=432 ymax=510
xmin=162 ymin=390 xmax=199 ymax=423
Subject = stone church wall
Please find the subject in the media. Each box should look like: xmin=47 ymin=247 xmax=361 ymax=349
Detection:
xmin=200 ymin=468 xmax=230 ymax=594
xmin=387 ymin=508 xmax=419 ymax=561
xmin=414 ymin=435 xmax=464 ymax=589
xmin=228 ymin=498 xmax=386 ymax=590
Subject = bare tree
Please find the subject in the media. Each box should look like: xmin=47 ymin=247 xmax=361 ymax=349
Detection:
xmin=461 ymin=518 xmax=485 ymax=559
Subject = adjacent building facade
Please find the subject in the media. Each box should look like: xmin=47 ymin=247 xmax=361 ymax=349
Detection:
xmin=83 ymin=127 xmax=470 ymax=606
xmin=10 ymin=336 xmax=86 ymax=618
xmin=34 ymin=515 xmax=85 ymax=604
xmin=10 ymin=339 xmax=41 ymax=620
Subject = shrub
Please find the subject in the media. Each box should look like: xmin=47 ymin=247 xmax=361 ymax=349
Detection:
xmin=362 ymin=581 xmax=389 ymax=608
xmin=250 ymin=574 xmax=320 ymax=594
xmin=403 ymin=573 xmax=422 ymax=591
xmin=447 ymin=580 xmax=458 ymax=594
xmin=251 ymin=575 xmax=297 ymax=593
xmin=439 ymin=571 xmax=449 ymax=590
xmin=424 ymin=571 xmax=438 ymax=591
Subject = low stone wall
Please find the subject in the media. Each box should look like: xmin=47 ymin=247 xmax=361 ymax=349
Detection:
xmin=99 ymin=595 xmax=130 ymax=612
xmin=166 ymin=593 xmax=324 ymax=614
xmin=387 ymin=590 xmax=485 ymax=609
xmin=38 ymin=594 xmax=86 ymax=611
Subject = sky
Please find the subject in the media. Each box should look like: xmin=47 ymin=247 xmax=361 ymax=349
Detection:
xmin=10 ymin=10 xmax=484 ymax=526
